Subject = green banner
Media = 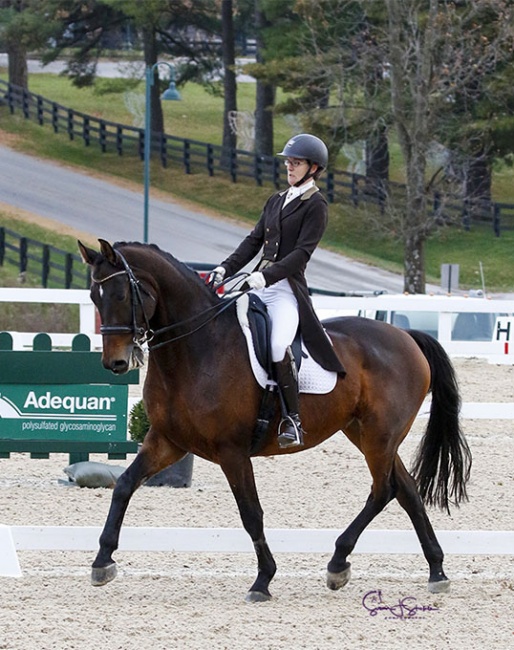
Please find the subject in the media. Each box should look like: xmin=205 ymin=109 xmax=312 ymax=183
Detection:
xmin=0 ymin=384 xmax=128 ymax=441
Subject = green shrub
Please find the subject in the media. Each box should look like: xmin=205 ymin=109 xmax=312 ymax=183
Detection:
xmin=128 ymin=400 xmax=150 ymax=443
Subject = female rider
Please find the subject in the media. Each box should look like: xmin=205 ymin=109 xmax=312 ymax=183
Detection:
xmin=211 ymin=134 xmax=346 ymax=448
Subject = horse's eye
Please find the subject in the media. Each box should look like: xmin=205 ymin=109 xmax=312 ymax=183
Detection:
xmin=90 ymin=283 xmax=102 ymax=305
xmin=115 ymin=287 xmax=128 ymax=302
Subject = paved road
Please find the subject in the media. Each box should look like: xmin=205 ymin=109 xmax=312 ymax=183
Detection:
xmin=0 ymin=145 xmax=414 ymax=293
xmin=0 ymin=54 xmax=257 ymax=83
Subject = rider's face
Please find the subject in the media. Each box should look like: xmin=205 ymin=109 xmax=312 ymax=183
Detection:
xmin=284 ymin=158 xmax=317 ymax=186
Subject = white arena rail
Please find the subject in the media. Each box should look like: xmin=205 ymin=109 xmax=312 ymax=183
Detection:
xmin=0 ymin=287 xmax=101 ymax=349
xmin=2 ymin=525 xmax=513 ymax=578
xmin=2 ymin=288 xmax=513 ymax=360
xmin=9 ymin=526 xmax=514 ymax=555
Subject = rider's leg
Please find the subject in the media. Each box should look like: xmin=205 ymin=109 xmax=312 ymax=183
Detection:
xmin=251 ymin=280 xmax=302 ymax=448
xmin=273 ymin=347 xmax=304 ymax=448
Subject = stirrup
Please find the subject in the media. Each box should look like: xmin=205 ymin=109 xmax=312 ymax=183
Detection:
xmin=277 ymin=415 xmax=304 ymax=449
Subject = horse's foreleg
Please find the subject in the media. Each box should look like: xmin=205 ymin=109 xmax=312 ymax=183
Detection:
xmin=220 ymin=456 xmax=276 ymax=602
xmin=393 ymin=456 xmax=450 ymax=593
xmin=91 ymin=436 xmax=182 ymax=586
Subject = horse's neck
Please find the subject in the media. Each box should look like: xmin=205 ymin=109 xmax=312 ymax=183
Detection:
xmin=151 ymin=264 xmax=230 ymax=344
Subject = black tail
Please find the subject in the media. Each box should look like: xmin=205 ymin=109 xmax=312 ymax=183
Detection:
xmin=408 ymin=330 xmax=472 ymax=513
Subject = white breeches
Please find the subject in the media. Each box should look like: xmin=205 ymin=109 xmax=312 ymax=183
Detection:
xmin=251 ymin=279 xmax=299 ymax=362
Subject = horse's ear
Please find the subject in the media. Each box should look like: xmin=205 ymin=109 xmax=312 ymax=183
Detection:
xmin=78 ymin=240 xmax=99 ymax=266
xmin=98 ymin=239 xmax=118 ymax=265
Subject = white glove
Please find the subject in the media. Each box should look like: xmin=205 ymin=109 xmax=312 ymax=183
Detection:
xmin=208 ymin=266 xmax=226 ymax=287
xmin=246 ymin=271 xmax=266 ymax=290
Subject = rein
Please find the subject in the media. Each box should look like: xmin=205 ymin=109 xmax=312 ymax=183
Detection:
xmin=93 ymin=250 xmax=249 ymax=350
xmin=148 ymin=287 xmax=247 ymax=350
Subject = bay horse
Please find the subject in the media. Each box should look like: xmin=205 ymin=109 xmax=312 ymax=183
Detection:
xmin=79 ymin=239 xmax=471 ymax=602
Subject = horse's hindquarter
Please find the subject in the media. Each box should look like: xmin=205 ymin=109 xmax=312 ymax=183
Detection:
xmin=323 ymin=317 xmax=431 ymax=439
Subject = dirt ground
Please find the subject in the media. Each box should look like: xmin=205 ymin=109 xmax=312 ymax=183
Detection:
xmin=0 ymin=357 xmax=513 ymax=650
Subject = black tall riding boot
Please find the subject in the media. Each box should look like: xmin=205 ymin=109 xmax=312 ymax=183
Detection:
xmin=273 ymin=349 xmax=305 ymax=449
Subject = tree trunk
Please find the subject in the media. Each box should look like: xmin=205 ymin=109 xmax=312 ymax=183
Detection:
xmin=365 ymin=124 xmax=389 ymax=202
xmin=403 ymin=153 xmax=428 ymax=294
xmin=143 ymin=28 xmax=164 ymax=135
xmin=255 ymin=83 xmax=275 ymax=155
xmin=7 ymin=42 xmax=28 ymax=89
xmin=403 ymin=232 xmax=426 ymax=294
xmin=465 ymin=148 xmax=492 ymax=217
xmin=386 ymin=0 xmax=438 ymax=294
xmin=403 ymin=231 xmax=425 ymax=293
xmin=366 ymin=126 xmax=389 ymax=182
xmin=254 ymin=1 xmax=274 ymax=156
xmin=221 ymin=0 xmax=237 ymax=166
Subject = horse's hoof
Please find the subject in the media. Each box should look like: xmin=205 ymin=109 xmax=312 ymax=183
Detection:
xmin=327 ymin=565 xmax=351 ymax=591
xmin=245 ymin=590 xmax=272 ymax=603
xmin=91 ymin=563 xmax=117 ymax=586
xmin=428 ymin=578 xmax=450 ymax=594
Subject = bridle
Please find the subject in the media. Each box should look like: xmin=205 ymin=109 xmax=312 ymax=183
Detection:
xmin=91 ymin=250 xmax=155 ymax=346
xmin=91 ymin=250 xmax=249 ymax=351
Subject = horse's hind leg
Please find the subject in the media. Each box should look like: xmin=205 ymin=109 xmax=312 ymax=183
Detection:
xmin=220 ymin=455 xmax=276 ymax=602
xmin=91 ymin=434 xmax=184 ymax=586
xmin=326 ymin=486 xmax=395 ymax=590
xmin=393 ymin=456 xmax=450 ymax=593
xmin=327 ymin=423 xmax=397 ymax=590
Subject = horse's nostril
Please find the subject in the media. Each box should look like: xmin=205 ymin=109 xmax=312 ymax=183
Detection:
xmin=111 ymin=359 xmax=129 ymax=374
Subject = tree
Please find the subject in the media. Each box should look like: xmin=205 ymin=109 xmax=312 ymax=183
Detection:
xmin=428 ymin=1 xmax=514 ymax=206
xmin=221 ymin=0 xmax=237 ymax=162
xmin=0 ymin=0 xmax=56 ymax=88
xmin=244 ymin=0 xmax=306 ymax=155
xmin=266 ymin=0 xmax=514 ymax=293
xmin=40 ymin=1 xmax=127 ymax=86
xmin=253 ymin=0 xmax=275 ymax=155
xmin=40 ymin=0 xmax=220 ymax=134
xmin=247 ymin=1 xmax=375 ymax=165
xmin=381 ymin=0 xmax=514 ymax=292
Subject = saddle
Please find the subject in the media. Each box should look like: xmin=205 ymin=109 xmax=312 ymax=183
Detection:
xmin=246 ymin=293 xmax=303 ymax=377
xmin=236 ymin=293 xmax=336 ymax=453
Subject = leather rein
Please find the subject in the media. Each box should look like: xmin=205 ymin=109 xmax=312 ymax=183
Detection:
xmin=91 ymin=250 xmax=247 ymax=351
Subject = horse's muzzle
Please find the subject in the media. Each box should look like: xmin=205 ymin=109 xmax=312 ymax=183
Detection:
xmin=102 ymin=341 xmax=145 ymax=374
xmin=108 ymin=358 xmax=130 ymax=374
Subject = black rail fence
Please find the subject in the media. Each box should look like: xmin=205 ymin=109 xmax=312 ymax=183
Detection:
xmin=0 ymin=226 xmax=90 ymax=289
xmin=1 ymin=78 xmax=513 ymax=235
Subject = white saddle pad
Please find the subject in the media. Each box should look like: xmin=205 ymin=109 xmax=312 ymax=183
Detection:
xmin=236 ymin=294 xmax=337 ymax=394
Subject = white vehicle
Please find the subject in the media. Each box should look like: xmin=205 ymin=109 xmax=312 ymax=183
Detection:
xmin=312 ymin=292 xmax=514 ymax=361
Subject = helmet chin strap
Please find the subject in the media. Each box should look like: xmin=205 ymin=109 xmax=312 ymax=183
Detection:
xmin=294 ymin=163 xmax=316 ymax=187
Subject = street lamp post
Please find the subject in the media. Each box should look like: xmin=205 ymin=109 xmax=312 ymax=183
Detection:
xmin=143 ymin=61 xmax=181 ymax=243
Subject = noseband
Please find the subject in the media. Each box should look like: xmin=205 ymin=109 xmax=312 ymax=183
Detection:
xmin=91 ymin=251 xmax=155 ymax=345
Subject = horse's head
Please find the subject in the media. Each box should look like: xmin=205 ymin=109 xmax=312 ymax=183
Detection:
xmin=79 ymin=239 xmax=157 ymax=374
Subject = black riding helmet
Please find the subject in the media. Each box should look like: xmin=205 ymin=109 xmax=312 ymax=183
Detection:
xmin=277 ymin=133 xmax=329 ymax=186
